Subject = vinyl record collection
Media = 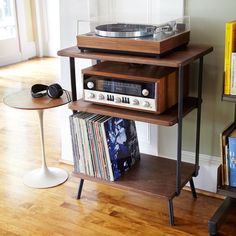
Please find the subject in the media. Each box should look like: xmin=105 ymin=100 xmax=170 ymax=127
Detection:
xmin=69 ymin=112 xmax=140 ymax=181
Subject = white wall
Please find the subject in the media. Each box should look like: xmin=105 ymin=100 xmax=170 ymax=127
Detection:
xmin=96 ymin=0 xmax=184 ymax=24
xmin=45 ymin=1 xmax=60 ymax=56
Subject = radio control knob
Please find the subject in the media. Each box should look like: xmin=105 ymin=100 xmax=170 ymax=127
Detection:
xmin=88 ymin=93 xmax=95 ymax=99
xmin=143 ymin=101 xmax=150 ymax=108
xmin=87 ymin=81 xmax=94 ymax=89
xmin=142 ymin=89 xmax=149 ymax=97
xmin=115 ymin=97 xmax=121 ymax=103
xmin=98 ymin=94 xmax=104 ymax=100
xmin=132 ymin=99 xmax=139 ymax=106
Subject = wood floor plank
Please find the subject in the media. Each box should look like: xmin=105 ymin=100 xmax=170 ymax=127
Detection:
xmin=0 ymin=57 xmax=230 ymax=235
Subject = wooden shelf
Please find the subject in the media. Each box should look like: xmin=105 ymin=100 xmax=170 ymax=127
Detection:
xmin=222 ymin=94 xmax=236 ymax=102
xmin=73 ymin=154 xmax=196 ymax=199
xmin=58 ymin=44 xmax=213 ymax=68
xmin=218 ymin=185 xmax=236 ymax=198
xmin=217 ymin=164 xmax=236 ymax=198
xmin=68 ymin=97 xmax=198 ymax=126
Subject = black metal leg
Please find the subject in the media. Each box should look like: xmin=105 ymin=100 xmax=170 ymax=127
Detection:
xmin=176 ymin=66 xmax=184 ymax=196
xmin=189 ymin=177 xmax=197 ymax=199
xmin=194 ymin=57 xmax=204 ymax=177
xmin=208 ymin=197 xmax=233 ymax=236
xmin=77 ymin=179 xmax=84 ymax=199
xmin=168 ymin=199 xmax=175 ymax=226
xmin=69 ymin=57 xmax=77 ymax=102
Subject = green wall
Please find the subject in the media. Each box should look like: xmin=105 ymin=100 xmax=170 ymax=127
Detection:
xmin=158 ymin=0 xmax=236 ymax=158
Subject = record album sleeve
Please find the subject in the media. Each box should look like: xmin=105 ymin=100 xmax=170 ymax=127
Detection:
xmin=102 ymin=117 xmax=140 ymax=180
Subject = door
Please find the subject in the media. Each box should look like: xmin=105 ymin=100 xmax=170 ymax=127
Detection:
xmin=0 ymin=0 xmax=22 ymax=66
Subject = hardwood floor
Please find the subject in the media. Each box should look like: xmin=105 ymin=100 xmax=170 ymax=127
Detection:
xmin=0 ymin=58 xmax=229 ymax=235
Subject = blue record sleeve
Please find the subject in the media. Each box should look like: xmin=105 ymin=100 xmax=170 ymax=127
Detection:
xmin=103 ymin=117 xmax=140 ymax=180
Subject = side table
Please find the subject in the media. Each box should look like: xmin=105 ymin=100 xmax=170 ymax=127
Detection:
xmin=3 ymin=89 xmax=70 ymax=188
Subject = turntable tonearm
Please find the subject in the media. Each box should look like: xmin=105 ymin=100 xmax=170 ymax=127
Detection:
xmin=77 ymin=18 xmax=190 ymax=57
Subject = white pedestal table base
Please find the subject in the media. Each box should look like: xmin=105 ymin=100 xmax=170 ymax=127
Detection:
xmin=23 ymin=167 xmax=68 ymax=188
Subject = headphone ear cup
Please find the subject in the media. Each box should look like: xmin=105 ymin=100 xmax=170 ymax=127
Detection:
xmin=31 ymin=84 xmax=48 ymax=98
xmin=47 ymin=83 xmax=63 ymax=98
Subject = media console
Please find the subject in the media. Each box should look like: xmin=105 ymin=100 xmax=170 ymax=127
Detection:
xmin=58 ymin=44 xmax=213 ymax=226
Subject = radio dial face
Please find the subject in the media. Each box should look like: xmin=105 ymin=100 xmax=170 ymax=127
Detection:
xmin=132 ymin=99 xmax=139 ymax=106
xmin=143 ymin=101 xmax=150 ymax=108
xmin=115 ymin=97 xmax=121 ymax=103
xmin=142 ymin=89 xmax=149 ymax=97
xmin=87 ymin=81 xmax=94 ymax=89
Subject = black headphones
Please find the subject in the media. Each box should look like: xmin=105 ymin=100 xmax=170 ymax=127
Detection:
xmin=31 ymin=83 xmax=63 ymax=99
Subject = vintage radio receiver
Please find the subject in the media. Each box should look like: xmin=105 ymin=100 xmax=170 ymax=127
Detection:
xmin=82 ymin=61 xmax=188 ymax=114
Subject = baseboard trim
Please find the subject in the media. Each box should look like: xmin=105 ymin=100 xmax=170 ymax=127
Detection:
xmin=184 ymin=186 xmax=225 ymax=199
xmin=183 ymin=151 xmax=221 ymax=193
xmin=59 ymin=159 xmax=73 ymax=165
xmin=182 ymin=151 xmax=221 ymax=166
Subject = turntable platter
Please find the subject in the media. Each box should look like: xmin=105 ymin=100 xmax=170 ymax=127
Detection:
xmin=95 ymin=23 xmax=155 ymax=38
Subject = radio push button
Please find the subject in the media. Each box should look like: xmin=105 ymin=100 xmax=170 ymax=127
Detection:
xmin=143 ymin=101 xmax=150 ymax=108
xmin=132 ymin=99 xmax=139 ymax=106
xmin=115 ymin=97 xmax=121 ymax=103
xmin=123 ymin=97 xmax=129 ymax=103
xmin=87 ymin=81 xmax=94 ymax=89
xmin=107 ymin=95 xmax=114 ymax=101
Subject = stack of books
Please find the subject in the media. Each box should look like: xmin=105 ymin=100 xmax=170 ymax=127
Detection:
xmin=221 ymin=123 xmax=236 ymax=187
xmin=69 ymin=112 xmax=140 ymax=181
xmin=224 ymin=20 xmax=236 ymax=95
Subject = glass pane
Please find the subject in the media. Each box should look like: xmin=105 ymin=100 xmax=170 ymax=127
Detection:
xmin=0 ymin=0 xmax=16 ymax=40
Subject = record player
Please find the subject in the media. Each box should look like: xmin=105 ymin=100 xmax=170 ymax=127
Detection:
xmin=77 ymin=17 xmax=190 ymax=56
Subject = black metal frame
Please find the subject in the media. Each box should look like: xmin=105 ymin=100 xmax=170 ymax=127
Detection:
xmin=168 ymin=198 xmax=175 ymax=226
xmin=69 ymin=55 xmax=204 ymax=226
xmin=77 ymin=179 xmax=84 ymax=199
xmin=195 ymin=57 xmax=204 ymax=176
xmin=170 ymin=57 xmax=203 ymax=225
xmin=69 ymin=57 xmax=85 ymax=199
xmin=69 ymin=57 xmax=77 ymax=102
xmin=176 ymin=58 xmax=203 ymax=195
xmin=208 ymin=197 xmax=236 ymax=236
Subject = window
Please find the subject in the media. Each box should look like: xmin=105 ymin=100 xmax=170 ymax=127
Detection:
xmin=0 ymin=0 xmax=16 ymax=40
